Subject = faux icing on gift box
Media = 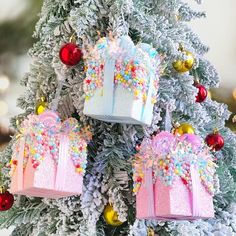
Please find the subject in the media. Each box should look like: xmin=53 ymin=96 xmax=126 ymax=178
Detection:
xmin=10 ymin=111 xmax=90 ymax=198
xmin=133 ymin=131 xmax=215 ymax=220
xmin=83 ymin=35 xmax=160 ymax=126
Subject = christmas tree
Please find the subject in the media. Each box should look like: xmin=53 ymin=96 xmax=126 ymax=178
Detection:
xmin=0 ymin=0 xmax=236 ymax=235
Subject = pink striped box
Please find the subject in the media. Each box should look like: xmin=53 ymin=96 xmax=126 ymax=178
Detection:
xmin=133 ymin=132 xmax=215 ymax=221
xmin=136 ymin=168 xmax=214 ymax=220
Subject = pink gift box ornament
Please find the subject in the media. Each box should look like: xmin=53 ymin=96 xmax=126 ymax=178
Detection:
xmin=10 ymin=111 xmax=90 ymax=199
xmin=133 ymin=131 xmax=216 ymax=220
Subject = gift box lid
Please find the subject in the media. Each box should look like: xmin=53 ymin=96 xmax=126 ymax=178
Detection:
xmin=10 ymin=111 xmax=91 ymax=176
xmin=133 ymin=131 xmax=216 ymax=195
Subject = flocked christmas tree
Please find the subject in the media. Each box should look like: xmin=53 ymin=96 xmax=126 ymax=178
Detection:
xmin=0 ymin=0 xmax=236 ymax=235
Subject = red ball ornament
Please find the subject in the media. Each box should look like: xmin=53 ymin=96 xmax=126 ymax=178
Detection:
xmin=205 ymin=132 xmax=224 ymax=151
xmin=136 ymin=144 xmax=141 ymax=151
xmin=59 ymin=43 xmax=82 ymax=66
xmin=195 ymin=83 xmax=208 ymax=103
xmin=0 ymin=190 xmax=14 ymax=211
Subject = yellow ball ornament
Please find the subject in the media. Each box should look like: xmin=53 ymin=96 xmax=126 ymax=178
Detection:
xmin=208 ymin=90 xmax=212 ymax=99
xmin=175 ymin=123 xmax=195 ymax=135
xmin=173 ymin=50 xmax=195 ymax=73
xmin=103 ymin=205 xmax=124 ymax=226
xmin=35 ymin=96 xmax=48 ymax=115
xmin=148 ymin=228 xmax=155 ymax=236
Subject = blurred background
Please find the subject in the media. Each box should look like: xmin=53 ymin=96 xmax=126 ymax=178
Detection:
xmin=0 ymin=0 xmax=43 ymax=152
xmin=0 ymin=0 xmax=235 ymax=153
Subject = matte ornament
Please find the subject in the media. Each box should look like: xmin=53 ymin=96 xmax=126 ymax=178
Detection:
xmin=59 ymin=43 xmax=82 ymax=66
xmin=0 ymin=189 xmax=14 ymax=211
xmin=195 ymin=83 xmax=208 ymax=103
xmin=103 ymin=205 xmax=124 ymax=226
xmin=176 ymin=123 xmax=195 ymax=135
xmin=205 ymin=132 xmax=224 ymax=151
xmin=35 ymin=97 xmax=48 ymax=115
xmin=173 ymin=50 xmax=194 ymax=73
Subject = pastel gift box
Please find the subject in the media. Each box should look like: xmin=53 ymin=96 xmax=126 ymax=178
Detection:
xmin=83 ymin=36 xmax=160 ymax=126
xmin=10 ymin=111 xmax=88 ymax=199
xmin=133 ymin=132 xmax=215 ymax=220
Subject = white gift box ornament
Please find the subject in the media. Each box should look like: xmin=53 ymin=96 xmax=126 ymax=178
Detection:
xmin=83 ymin=36 xmax=160 ymax=126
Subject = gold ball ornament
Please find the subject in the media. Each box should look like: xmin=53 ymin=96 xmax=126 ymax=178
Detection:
xmin=173 ymin=50 xmax=195 ymax=73
xmin=175 ymin=123 xmax=195 ymax=135
xmin=35 ymin=96 xmax=48 ymax=115
xmin=103 ymin=205 xmax=124 ymax=226
xmin=208 ymin=90 xmax=212 ymax=99
xmin=148 ymin=228 xmax=155 ymax=236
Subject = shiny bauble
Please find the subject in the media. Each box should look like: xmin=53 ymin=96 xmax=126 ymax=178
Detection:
xmin=195 ymin=83 xmax=208 ymax=103
xmin=208 ymin=90 xmax=212 ymax=99
xmin=0 ymin=188 xmax=14 ymax=211
xmin=35 ymin=96 xmax=48 ymax=115
xmin=173 ymin=50 xmax=195 ymax=73
xmin=205 ymin=132 xmax=224 ymax=151
xmin=103 ymin=204 xmax=124 ymax=226
xmin=135 ymin=143 xmax=141 ymax=151
xmin=176 ymin=123 xmax=195 ymax=135
xmin=148 ymin=228 xmax=155 ymax=236
xmin=59 ymin=43 xmax=82 ymax=66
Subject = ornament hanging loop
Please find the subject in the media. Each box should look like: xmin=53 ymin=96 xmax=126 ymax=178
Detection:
xmin=0 ymin=163 xmax=5 ymax=193
xmin=0 ymin=186 xmax=6 ymax=194
xmin=178 ymin=43 xmax=184 ymax=51
xmin=69 ymin=32 xmax=77 ymax=44
xmin=39 ymin=96 xmax=46 ymax=103
xmin=50 ymin=68 xmax=65 ymax=112
xmin=121 ymin=11 xmax=129 ymax=36
xmin=213 ymin=128 xmax=219 ymax=134
xmin=164 ymin=105 xmax=172 ymax=132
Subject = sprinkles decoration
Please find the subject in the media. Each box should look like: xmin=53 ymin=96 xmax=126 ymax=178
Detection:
xmin=10 ymin=111 xmax=90 ymax=176
xmin=83 ymin=36 xmax=160 ymax=103
xmin=133 ymin=132 xmax=216 ymax=195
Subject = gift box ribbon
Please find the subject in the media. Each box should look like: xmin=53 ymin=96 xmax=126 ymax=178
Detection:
xmin=144 ymin=167 xmax=155 ymax=217
xmin=55 ymin=134 xmax=70 ymax=191
xmin=17 ymin=137 xmax=26 ymax=191
xmin=190 ymin=165 xmax=201 ymax=217
xmin=144 ymin=165 xmax=201 ymax=219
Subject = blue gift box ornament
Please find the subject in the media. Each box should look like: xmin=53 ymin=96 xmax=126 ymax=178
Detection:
xmin=83 ymin=35 xmax=161 ymax=126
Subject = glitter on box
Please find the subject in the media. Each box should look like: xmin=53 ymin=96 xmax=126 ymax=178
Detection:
xmin=132 ymin=132 xmax=216 ymax=195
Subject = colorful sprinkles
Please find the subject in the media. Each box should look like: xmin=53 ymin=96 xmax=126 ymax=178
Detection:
xmin=10 ymin=111 xmax=89 ymax=175
xmin=133 ymin=132 xmax=216 ymax=195
xmin=83 ymin=36 xmax=160 ymax=103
